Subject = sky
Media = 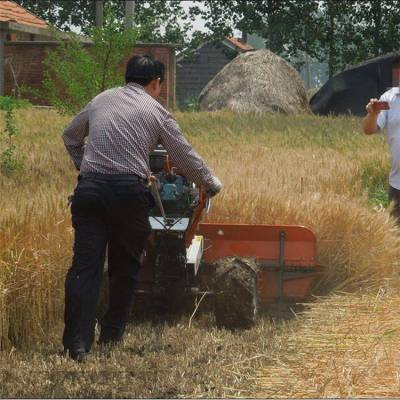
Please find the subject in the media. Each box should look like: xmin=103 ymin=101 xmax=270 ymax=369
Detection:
xmin=70 ymin=1 xmax=240 ymax=39
xmin=181 ymin=1 xmax=205 ymax=33
xmin=180 ymin=1 xmax=241 ymax=38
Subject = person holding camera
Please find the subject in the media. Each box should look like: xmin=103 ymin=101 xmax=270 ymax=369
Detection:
xmin=363 ymin=85 xmax=400 ymax=220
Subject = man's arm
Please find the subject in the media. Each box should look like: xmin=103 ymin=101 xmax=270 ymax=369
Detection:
xmin=62 ymin=103 xmax=91 ymax=170
xmin=362 ymin=98 xmax=386 ymax=135
xmin=158 ymin=113 xmax=222 ymax=195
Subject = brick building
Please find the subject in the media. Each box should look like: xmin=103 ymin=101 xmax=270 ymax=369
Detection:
xmin=176 ymin=37 xmax=254 ymax=106
xmin=0 ymin=0 xmax=51 ymax=41
xmin=5 ymin=41 xmax=176 ymax=109
xmin=125 ymin=43 xmax=175 ymax=109
xmin=0 ymin=1 xmax=176 ymax=109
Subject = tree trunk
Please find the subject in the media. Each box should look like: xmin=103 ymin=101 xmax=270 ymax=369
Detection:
xmin=95 ymin=1 xmax=103 ymax=28
xmin=327 ymin=1 xmax=335 ymax=78
xmin=372 ymin=0 xmax=382 ymax=56
xmin=125 ymin=1 xmax=135 ymax=30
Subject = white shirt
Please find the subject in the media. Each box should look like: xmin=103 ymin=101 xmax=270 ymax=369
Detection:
xmin=377 ymin=87 xmax=400 ymax=190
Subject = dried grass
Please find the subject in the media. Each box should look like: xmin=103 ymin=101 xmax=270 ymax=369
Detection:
xmin=198 ymin=49 xmax=309 ymax=114
xmin=0 ymin=316 xmax=276 ymax=398
xmin=252 ymin=289 xmax=400 ymax=398
xmin=1 ymin=108 xmax=400 ymax=397
xmin=0 ymin=109 xmax=74 ymax=349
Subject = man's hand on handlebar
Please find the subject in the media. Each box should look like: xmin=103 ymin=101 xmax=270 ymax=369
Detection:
xmin=207 ymin=176 xmax=223 ymax=198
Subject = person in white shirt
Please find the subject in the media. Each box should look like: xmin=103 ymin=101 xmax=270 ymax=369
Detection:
xmin=363 ymin=61 xmax=400 ymax=221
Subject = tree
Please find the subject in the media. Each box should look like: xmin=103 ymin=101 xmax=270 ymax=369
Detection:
xmin=314 ymin=0 xmax=400 ymax=75
xmin=14 ymin=0 xmax=95 ymax=32
xmin=190 ymin=1 xmax=327 ymax=69
xmin=194 ymin=0 xmax=400 ymax=77
xmin=17 ymin=0 xmax=400 ymax=78
xmin=349 ymin=0 xmax=400 ymax=61
xmin=39 ymin=6 xmax=140 ymax=114
xmin=313 ymin=0 xmax=356 ymax=77
xmin=14 ymin=1 xmax=198 ymax=51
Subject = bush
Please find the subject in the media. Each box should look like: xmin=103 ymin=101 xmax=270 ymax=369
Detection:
xmin=0 ymin=103 xmax=24 ymax=174
xmin=0 ymin=96 xmax=31 ymax=111
xmin=177 ymin=95 xmax=199 ymax=112
xmin=360 ymin=158 xmax=390 ymax=207
xmin=40 ymin=6 xmax=140 ymax=114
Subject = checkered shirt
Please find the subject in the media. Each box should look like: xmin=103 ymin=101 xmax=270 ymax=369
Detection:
xmin=62 ymin=83 xmax=217 ymax=188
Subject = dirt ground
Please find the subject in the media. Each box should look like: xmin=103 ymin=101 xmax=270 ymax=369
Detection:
xmin=0 ymin=313 xmax=280 ymax=398
xmin=2 ymin=291 xmax=400 ymax=398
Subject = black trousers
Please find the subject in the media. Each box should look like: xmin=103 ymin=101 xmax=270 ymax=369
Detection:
xmin=62 ymin=174 xmax=154 ymax=352
xmin=389 ymin=185 xmax=400 ymax=222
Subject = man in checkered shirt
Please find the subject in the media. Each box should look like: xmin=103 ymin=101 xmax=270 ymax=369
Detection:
xmin=62 ymin=55 xmax=222 ymax=362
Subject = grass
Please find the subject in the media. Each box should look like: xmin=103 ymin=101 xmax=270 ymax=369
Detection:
xmin=0 ymin=315 xmax=275 ymax=398
xmin=1 ymin=108 xmax=400 ymax=397
xmin=254 ymin=287 xmax=400 ymax=398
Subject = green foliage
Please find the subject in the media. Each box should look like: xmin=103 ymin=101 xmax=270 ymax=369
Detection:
xmin=342 ymin=1 xmax=400 ymax=63
xmin=14 ymin=1 xmax=200 ymax=52
xmin=0 ymin=96 xmax=31 ymax=111
xmin=0 ymin=105 xmax=24 ymax=174
xmin=177 ymin=95 xmax=199 ymax=112
xmin=40 ymin=6 xmax=140 ymax=114
xmin=195 ymin=0 xmax=400 ymax=77
xmin=15 ymin=0 xmax=400 ymax=78
xmin=0 ymin=145 xmax=21 ymax=173
xmin=360 ymin=158 xmax=390 ymax=207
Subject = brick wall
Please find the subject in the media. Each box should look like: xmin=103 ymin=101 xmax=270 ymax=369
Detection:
xmin=125 ymin=44 xmax=176 ymax=109
xmin=4 ymin=42 xmax=57 ymax=104
xmin=4 ymin=42 xmax=176 ymax=109
xmin=176 ymin=42 xmax=237 ymax=106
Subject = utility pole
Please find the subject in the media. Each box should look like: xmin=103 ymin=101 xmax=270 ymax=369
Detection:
xmin=125 ymin=1 xmax=135 ymax=30
xmin=306 ymin=52 xmax=312 ymax=89
xmin=95 ymin=1 xmax=104 ymax=28
xmin=0 ymin=30 xmax=5 ymax=96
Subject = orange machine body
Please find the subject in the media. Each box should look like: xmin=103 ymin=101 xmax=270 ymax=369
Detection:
xmin=197 ymin=223 xmax=320 ymax=307
xmin=140 ymin=150 xmax=320 ymax=307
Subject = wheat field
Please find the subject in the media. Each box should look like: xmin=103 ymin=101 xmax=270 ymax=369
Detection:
xmin=1 ymin=108 xmax=400 ymax=397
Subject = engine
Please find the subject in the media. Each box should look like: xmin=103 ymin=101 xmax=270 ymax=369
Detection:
xmin=149 ymin=145 xmax=200 ymax=231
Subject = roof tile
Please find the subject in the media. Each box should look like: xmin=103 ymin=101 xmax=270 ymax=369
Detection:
xmin=0 ymin=1 xmax=47 ymax=29
xmin=226 ymin=37 xmax=254 ymax=52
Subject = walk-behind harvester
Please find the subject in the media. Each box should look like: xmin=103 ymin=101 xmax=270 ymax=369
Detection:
xmin=134 ymin=146 xmax=320 ymax=329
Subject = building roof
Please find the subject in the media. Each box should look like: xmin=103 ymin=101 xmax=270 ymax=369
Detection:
xmin=177 ymin=36 xmax=254 ymax=62
xmin=225 ymin=36 xmax=254 ymax=52
xmin=0 ymin=1 xmax=48 ymax=29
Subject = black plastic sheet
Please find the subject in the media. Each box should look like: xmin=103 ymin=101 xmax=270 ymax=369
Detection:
xmin=310 ymin=53 xmax=398 ymax=116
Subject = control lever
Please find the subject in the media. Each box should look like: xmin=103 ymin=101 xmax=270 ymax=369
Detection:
xmin=149 ymin=176 xmax=170 ymax=224
xmin=205 ymin=196 xmax=211 ymax=213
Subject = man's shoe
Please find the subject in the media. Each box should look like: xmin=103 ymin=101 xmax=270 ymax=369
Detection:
xmin=98 ymin=326 xmax=124 ymax=346
xmin=65 ymin=347 xmax=89 ymax=363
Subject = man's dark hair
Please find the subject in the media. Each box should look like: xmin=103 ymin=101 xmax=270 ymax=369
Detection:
xmin=125 ymin=55 xmax=165 ymax=86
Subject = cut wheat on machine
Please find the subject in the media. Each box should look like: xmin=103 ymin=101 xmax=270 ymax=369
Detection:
xmin=130 ymin=146 xmax=321 ymax=329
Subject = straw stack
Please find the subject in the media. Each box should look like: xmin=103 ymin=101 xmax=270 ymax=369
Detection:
xmin=198 ymin=49 xmax=309 ymax=114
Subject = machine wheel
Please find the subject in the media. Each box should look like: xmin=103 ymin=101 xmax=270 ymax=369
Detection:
xmin=214 ymin=258 xmax=259 ymax=330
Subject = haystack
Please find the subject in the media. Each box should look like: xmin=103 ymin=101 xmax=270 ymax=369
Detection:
xmin=198 ymin=49 xmax=309 ymax=114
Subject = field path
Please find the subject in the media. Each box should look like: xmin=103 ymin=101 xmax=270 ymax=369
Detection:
xmin=2 ymin=292 xmax=400 ymax=397
xmin=250 ymin=291 xmax=400 ymax=398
